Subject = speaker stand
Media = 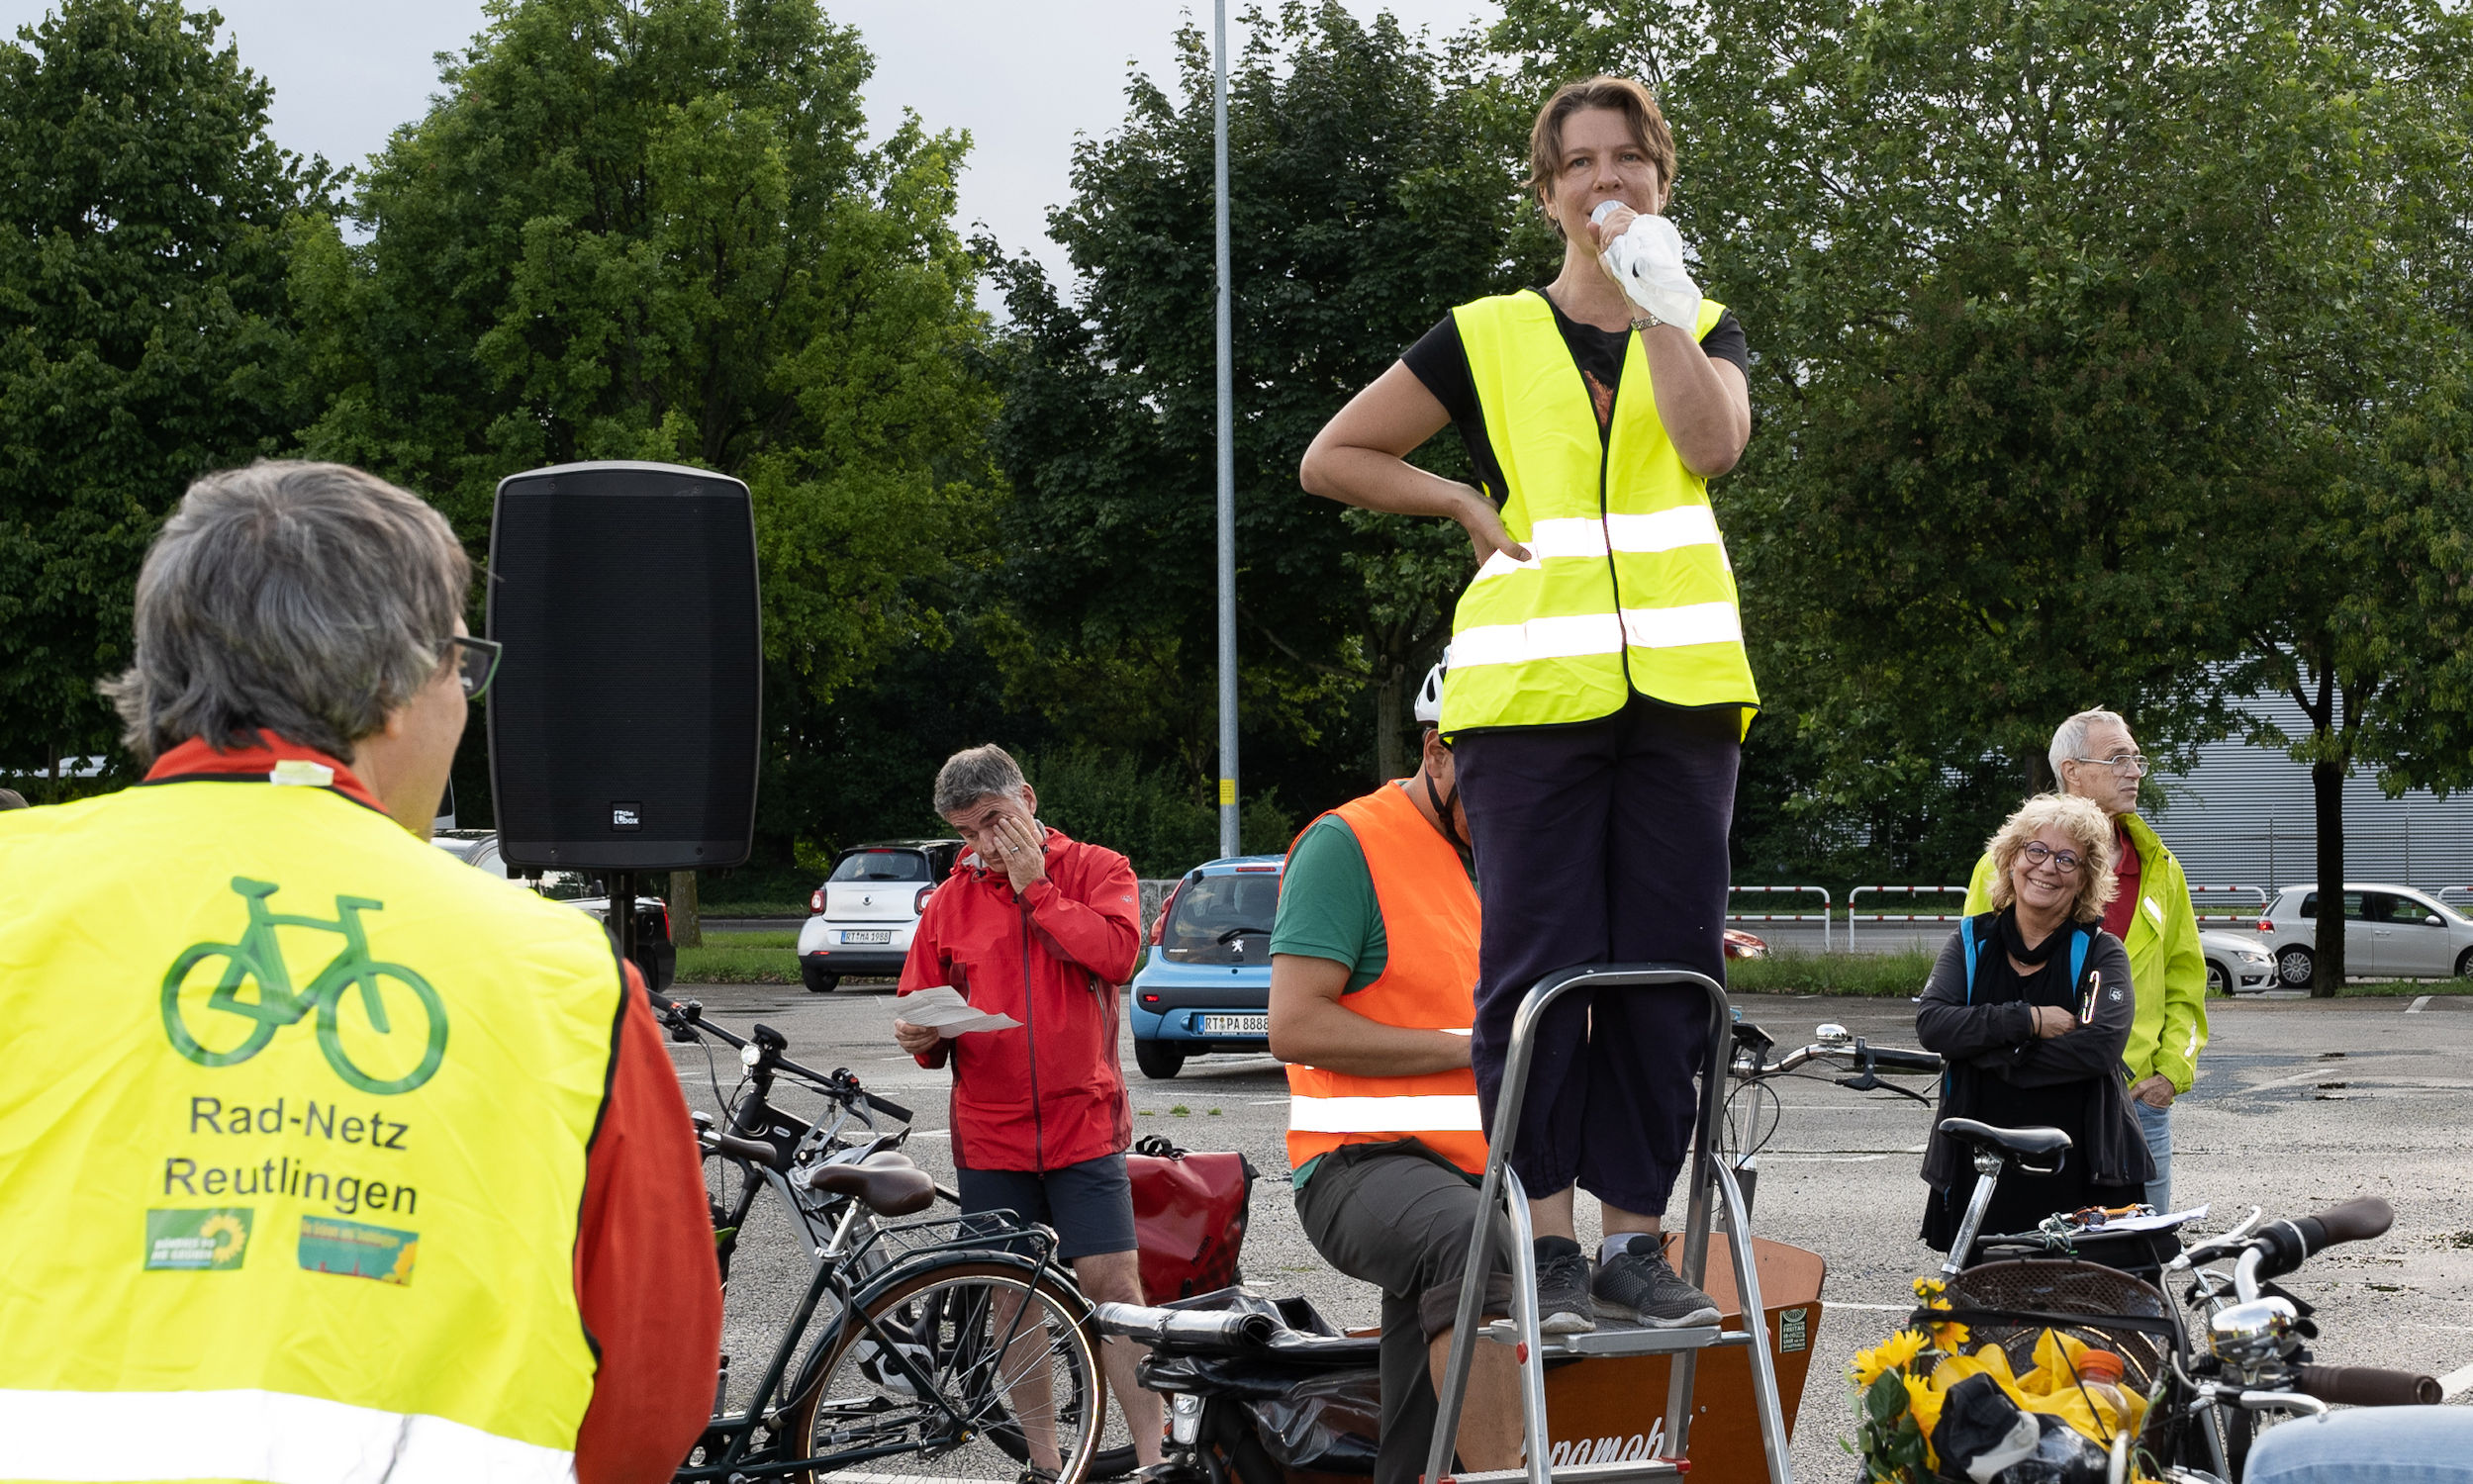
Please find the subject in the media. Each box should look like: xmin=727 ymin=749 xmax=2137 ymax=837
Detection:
xmin=609 ymin=872 xmax=638 ymax=986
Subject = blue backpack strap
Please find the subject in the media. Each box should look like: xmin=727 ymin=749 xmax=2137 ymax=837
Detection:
xmin=2069 ymin=924 xmax=2092 ymax=989
xmin=1961 ymin=916 xmax=1981 ymax=1004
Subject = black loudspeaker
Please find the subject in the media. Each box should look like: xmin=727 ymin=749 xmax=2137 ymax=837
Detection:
xmin=487 ymin=461 xmax=761 ymax=871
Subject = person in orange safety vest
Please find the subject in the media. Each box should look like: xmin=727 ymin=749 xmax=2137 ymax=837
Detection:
xmin=1268 ymin=662 xmax=1518 ymax=1484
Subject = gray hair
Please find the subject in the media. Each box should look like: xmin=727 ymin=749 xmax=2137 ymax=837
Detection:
xmin=2048 ymin=708 xmax=2132 ymax=779
xmin=934 ymin=743 xmax=1028 ymax=817
xmin=103 ymin=460 xmax=469 ymax=763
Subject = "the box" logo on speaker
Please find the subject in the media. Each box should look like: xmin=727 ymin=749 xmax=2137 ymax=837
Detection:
xmin=611 ymin=803 xmax=641 ymax=831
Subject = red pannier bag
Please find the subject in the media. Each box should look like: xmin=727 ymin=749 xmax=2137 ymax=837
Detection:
xmin=1127 ymin=1133 xmax=1258 ymax=1301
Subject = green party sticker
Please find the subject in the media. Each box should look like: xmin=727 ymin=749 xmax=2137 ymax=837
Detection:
xmin=297 ymin=1215 xmax=419 ymax=1286
xmin=146 ymin=1208 xmax=253 ymax=1270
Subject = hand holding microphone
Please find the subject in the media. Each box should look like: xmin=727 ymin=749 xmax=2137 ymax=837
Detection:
xmin=1592 ymin=199 xmax=1702 ymax=331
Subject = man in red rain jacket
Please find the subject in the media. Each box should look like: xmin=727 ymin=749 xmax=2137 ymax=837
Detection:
xmin=895 ymin=743 xmax=1160 ymax=1467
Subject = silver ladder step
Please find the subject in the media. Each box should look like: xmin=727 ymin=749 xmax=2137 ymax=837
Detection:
xmin=1478 ymin=1318 xmax=1750 ymax=1357
xmin=1442 ymin=1460 xmax=1687 ymax=1484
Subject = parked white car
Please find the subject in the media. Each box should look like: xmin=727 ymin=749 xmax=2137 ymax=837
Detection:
xmin=2198 ymin=930 xmax=2276 ymax=995
xmin=798 ymin=839 xmax=961 ymax=993
xmin=2255 ymin=883 xmax=2473 ymax=985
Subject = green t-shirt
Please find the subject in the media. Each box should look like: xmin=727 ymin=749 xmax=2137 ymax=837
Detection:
xmin=1271 ymin=789 xmax=1477 ymax=1188
xmin=1268 ymin=813 xmax=1388 ymax=993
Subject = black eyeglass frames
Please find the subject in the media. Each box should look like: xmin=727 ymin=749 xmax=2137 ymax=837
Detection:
xmin=447 ymin=635 xmax=503 ymax=701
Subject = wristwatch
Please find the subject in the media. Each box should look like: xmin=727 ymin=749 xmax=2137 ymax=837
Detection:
xmin=1630 ymin=311 xmax=1663 ymax=331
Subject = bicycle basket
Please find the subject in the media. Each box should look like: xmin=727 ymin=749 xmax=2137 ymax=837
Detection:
xmin=1937 ymin=1258 xmax=2177 ymax=1392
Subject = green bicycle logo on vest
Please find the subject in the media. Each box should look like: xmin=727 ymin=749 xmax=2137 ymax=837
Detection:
xmin=160 ymin=878 xmax=449 ymax=1095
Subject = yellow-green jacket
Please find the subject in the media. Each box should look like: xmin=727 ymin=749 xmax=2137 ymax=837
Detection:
xmin=1964 ymin=810 xmax=2209 ymax=1091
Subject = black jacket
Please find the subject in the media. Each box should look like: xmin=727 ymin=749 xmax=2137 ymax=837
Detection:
xmin=1915 ymin=914 xmax=2154 ymax=1191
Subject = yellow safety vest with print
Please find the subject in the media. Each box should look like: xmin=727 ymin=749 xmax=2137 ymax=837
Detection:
xmin=1284 ymin=782 xmax=1487 ymax=1175
xmin=0 ymin=772 xmax=625 ymax=1484
xmin=1439 ymin=289 xmax=1760 ymax=738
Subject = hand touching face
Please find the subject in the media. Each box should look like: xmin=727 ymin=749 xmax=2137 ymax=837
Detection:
xmin=944 ymin=788 xmax=1048 ymax=892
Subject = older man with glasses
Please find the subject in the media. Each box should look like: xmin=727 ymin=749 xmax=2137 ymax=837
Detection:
xmin=1964 ymin=708 xmax=2208 ymax=1212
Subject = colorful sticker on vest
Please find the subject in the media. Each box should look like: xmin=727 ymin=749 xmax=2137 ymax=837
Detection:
xmin=1778 ymin=1307 xmax=1810 ymax=1352
xmin=146 ymin=1207 xmax=252 ymax=1270
xmin=298 ymin=1215 xmax=419 ymax=1285
xmin=160 ymin=877 xmax=448 ymax=1095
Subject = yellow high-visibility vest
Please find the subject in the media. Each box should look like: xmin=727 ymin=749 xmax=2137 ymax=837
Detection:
xmin=0 ymin=770 xmax=625 ymax=1483
xmin=1284 ymin=782 xmax=1485 ymax=1175
xmin=1439 ymin=290 xmax=1760 ymax=737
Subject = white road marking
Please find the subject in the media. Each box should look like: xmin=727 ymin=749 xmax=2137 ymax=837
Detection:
xmin=1250 ymin=1097 xmax=1292 ymax=1105
xmin=2441 ymin=1360 xmax=2473 ymax=1399
xmin=908 ymin=1130 xmax=950 ymax=1139
xmin=2410 ymin=996 xmax=2432 ymax=1013
xmin=1760 ymin=1154 xmax=1889 ymax=1162
xmin=1831 ymin=1302 xmax=1917 ymax=1312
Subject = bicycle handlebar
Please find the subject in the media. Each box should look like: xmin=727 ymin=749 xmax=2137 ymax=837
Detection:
xmin=707 ymin=1129 xmax=784 ymax=1169
xmin=648 ymin=989 xmax=911 ymax=1123
xmin=2254 ymin=1195 xmax=2395 ymax=1281
xmin=1747 ymin=1041 xmax=1943 ymax=1078
xmin=2293 ymin=1363 xmax=2441 ymax=1407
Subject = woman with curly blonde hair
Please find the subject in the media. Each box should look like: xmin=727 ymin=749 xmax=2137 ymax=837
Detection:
xmin=1915 ymin=793 xmax=2154 ymax=1253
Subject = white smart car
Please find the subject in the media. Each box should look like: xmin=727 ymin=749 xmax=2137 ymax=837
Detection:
xmin=797 ymin=839 xmax=962 ymax=993
xmin=2256 ymin=882 xmax=2473 ymax=985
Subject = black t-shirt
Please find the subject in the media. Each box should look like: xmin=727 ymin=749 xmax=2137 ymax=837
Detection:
xmin=1400 ymin=290 xmax=1750 ymax=505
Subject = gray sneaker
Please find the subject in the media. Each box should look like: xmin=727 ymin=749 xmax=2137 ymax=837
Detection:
xmin=1593 ymin=1237 xmax=1721 ymax=1328
xmin=1532 ymin=1236 xmax=1596 ymax=1335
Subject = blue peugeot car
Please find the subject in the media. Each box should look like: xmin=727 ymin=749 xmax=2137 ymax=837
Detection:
xmin=1127 ymin=855 xmax=1284 ymax=1079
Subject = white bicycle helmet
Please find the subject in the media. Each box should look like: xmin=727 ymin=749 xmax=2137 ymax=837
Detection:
xmin=1412 ymin=656 xmax=1448 ymax=725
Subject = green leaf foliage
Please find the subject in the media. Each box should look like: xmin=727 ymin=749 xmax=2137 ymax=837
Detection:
xmin=1498 ymin=0 xmax=2473 ymax=883
xmin=0 ymin=0 xmax=331 ymax=779
xmin=986 ymin=1 xmax=1559 ymax=805
xmin=292 ymin=0 xmax=997 ymax=714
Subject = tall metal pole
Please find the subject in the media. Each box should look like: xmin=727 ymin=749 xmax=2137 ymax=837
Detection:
xmin=1213 ymin=0 xmax=1240 ymax=859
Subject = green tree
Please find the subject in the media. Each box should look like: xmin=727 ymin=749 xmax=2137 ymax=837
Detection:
xmin=987 ymin=1 xmax=1557 ymax=806
xmin=2220 ymin=3 xmax=2473 ymax=992
xmin=0 ymin=0 xmax=331 ymax=788
xmin=292 ymin=0 xmax=998 ymax=835
xmin=1497 ymin=0 xmax=2473 ymax=952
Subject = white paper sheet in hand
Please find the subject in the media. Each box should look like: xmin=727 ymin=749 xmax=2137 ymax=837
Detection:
xmin=895 ymin=984 xmax=1021 ymax=1037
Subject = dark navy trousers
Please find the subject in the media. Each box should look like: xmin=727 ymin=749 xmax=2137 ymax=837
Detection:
xmin=1455 ymin=696 xmax=1740 ymax=1216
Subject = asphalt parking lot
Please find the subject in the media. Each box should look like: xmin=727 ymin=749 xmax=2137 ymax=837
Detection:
xmin=663 ymin=977 xmax=2473 ymax=1480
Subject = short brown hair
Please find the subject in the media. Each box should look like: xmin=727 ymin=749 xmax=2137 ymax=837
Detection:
xmin=1982 ymin=793 xmax=2120 ymax=924
xmin=1526 ymin=76 xmax=1676 ymax=231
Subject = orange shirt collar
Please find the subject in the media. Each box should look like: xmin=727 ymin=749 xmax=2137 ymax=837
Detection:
xmin=144 ymin=734 xmax=388 ymax=815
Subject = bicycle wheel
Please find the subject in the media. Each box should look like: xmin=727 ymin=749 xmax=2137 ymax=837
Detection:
xmin=315 ymin=963 xmax=448 ymax=1094
xmin=790 ymin=1259 xmax=1106 ymax=1484
xmin=160 ymin=946 xmax=281 ymax=1067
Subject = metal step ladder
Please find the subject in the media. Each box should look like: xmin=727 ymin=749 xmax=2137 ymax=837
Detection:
xmin=1424 ymin=965 xmax=1794 ymax=1484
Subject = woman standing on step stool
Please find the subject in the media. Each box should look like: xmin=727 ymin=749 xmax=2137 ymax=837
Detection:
xmin=1300 ymin=72 xmax=1759 ymax=1334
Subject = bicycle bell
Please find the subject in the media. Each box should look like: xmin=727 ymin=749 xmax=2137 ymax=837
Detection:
xmin=1816 ymin=1023 xmax=1852 ymax=1047
xmin=2208 ymin=1297 xmax=2298 ymax=1368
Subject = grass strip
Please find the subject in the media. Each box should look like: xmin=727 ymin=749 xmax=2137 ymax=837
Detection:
xmin=1728 ymin=949 xmax=1939 ymax=998
xmin=676 ymin=932 xmax=800 ymax=984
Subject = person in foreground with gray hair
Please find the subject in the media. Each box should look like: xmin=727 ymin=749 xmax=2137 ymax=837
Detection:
xmin=893 ymin=743 xmax=1162 ymax=1469
xmin=0 ymin=460 xmax=719 ymax=1483
xmin=1963 ymin=708 xmax=2207 ymax=1212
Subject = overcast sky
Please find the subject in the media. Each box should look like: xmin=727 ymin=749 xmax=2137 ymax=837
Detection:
xmin=0 ymin=0 xmax=1498 ymax=287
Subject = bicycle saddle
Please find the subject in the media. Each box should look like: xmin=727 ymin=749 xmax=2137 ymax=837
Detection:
xmin=1938 ymin=1117 xmax=2072 ymax=1160
xmin=802 ymin=1153 xmax=936 ymax=1217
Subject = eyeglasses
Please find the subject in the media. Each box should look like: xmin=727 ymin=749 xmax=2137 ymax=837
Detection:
xmin=446 ymin=635 xmax=503 ymax=701
xmin=2068 ymin=752 xmax=2148 ymax=777
xmin=2021 ymin=842 xmax=2085 ymax=876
